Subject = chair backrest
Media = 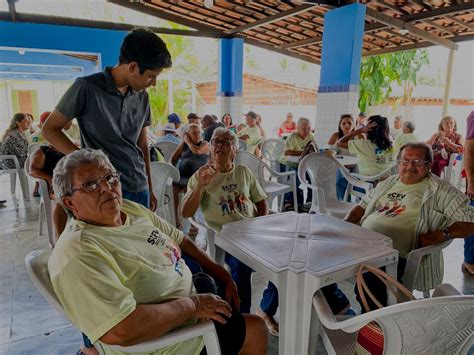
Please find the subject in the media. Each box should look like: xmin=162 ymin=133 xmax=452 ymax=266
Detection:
xmin=0 ymin=154 xmax=20 ymax=171
xmin=442 ymin=153 xmax=459 ymax=184
xmin=151 ymin=162 xmax=180 ymax=224
xmin=25 ymin=250 xmax=66 ymax=316
xmin=235 ymin=151 xmax=265 ymax=186
xmin=298 ymin=152 xmax=340 ymax=211
xmin=154 ymin=141 xmax=180 ymax=162
xmin=28 ymin=143 xmax=41 ymax=156
xmin=261 ymin=139 xmax=284 ymax=171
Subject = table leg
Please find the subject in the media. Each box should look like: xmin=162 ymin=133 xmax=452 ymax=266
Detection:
xmin=278 ymin=271 xmax=316 ymax=355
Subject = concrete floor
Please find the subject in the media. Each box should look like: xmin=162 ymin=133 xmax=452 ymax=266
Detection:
xmin=0 ymin=174 xmax=472 ymax=355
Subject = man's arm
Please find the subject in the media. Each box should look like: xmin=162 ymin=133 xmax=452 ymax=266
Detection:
xmin=170 ymin=142 xmax=185 ymax=165
xmin=100 ymin=293 xmax=231 ymax=347
xmin=344 ymin=205 xmax=365 ymax=224
xmin=42 ymin=110 xmax=79 ymax=155
xmin=27 ymin=149 xmax=52 ymax=183
xmin=465 ymin=138 xmax=474 ymax=197
xmin=419 ymin=222 xmax=474 ymax=247
xmin=138 ymin=127 xmax=156 ymax=211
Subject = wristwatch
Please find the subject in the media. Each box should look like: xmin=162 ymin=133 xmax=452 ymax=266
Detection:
xmin=441 ymin=228 xmax=452 ymax=241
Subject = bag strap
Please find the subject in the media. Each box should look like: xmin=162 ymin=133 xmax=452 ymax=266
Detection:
xmin=357 ymin=264 xmax=416 ymax=313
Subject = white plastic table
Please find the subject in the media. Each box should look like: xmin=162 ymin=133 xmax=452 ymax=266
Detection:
xmin=216 ymin=212 xmax=398 ymax=355
xmin=286 ymin=154 xmax=358 ymax=166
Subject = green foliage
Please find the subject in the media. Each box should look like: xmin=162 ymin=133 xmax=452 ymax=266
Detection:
xmin=358 ymin=49 xmax=429 ymax=112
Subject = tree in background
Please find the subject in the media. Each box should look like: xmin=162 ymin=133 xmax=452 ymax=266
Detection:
xmin=358 ymin=49 xmax=429 ymax=118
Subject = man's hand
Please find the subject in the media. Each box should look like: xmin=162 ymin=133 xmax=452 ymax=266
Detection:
xmin=190 ymin=294 xmax=232 ymax=324
xmin=418 ymin=230 xmax=444 ymax=248
xmin=196 ymin=162 xmax=217 ymax=188
xmin=149 ymin=191 xmax=158 ymax=212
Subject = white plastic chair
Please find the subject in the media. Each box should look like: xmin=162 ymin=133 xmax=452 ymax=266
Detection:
xmin=402 ymin=239 xmax=453 ymax=298
xmin=298 ymin=152 xmax=371 ymax=218
xmin=310 ymin=284 xmax=474 ymax=355
xmin=441 ymin=153 xmax=459 ymax=185
xmin=188 ymin=210 xmax=225 ymax=265
xmin=261 ymin=138 xmax=285 ymax=173
xmin=25 ymin=250 xmax=221 ymax=354
xmin=153 ymin=141 xmax=180 ymax=162
xmin=235 ymin=151 xmax=297 ymax=212
xmin=0 ymin=154 xmax=30 ymax=202
xmin=150 ymin=162 xmax=180 ymax=226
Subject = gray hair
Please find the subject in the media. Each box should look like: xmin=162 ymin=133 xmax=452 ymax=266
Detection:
xmin=211 ymin=127 xmax=239 ymax=149
xmin=397 ymin=142 xmax=433 ymax=165
xmin=403 ymin=120 xmax=415 ymax=132
xmin=297 ymin=117 xmax=311 ymax=127
xmin=394 ymin=115 xmax=403 ymax=121
xmin=53 ymin=149 xmax=116 ymax=211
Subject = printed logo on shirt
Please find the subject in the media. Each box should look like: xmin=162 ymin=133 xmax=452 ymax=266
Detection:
xmin=147 ymin=229 xmax=184 ymax=276
xmin=374 ymin=191 xmax=406 ymax=218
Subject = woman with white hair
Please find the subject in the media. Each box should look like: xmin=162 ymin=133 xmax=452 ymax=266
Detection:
xmin=278 ymin=117 xmax=315 ymax=210
xmin=49 ymin=148 xmax=267 ymax=355
xmin=393 ymin=120 xmax=419 ymax=153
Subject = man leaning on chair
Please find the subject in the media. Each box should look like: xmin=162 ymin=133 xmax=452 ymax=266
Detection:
xmin=345 ymin=142 xmax=474 ymax=309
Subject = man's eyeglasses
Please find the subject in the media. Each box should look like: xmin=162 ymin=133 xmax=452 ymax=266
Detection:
xmin=210 ymin=138 xmax=232 ymax=147
xmin=71 ymin=172 xmax=121 ymax=194
xmin=397 ymin=159 xmax=429 ymax=166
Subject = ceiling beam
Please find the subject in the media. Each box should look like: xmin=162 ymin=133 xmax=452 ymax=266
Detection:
xmin=7 ymin=0 xmax=17 ymax=21
xmin=0 ymin=12 xmax=221 ymax=38
xmin=363 ymin=33 xmax=474 ymax=57
xmin=423 ymin=19 xmax=456 ymax=35
xmin=107 ymin=0 xmax=224 ymax=34
xmin=244 ymin=37 xmax=320 ymax=65
xmin=225 ymin=4 xmax=317 ymax=35
xmin=448 ymin=16 xmax=474 ymax=31
xmin=365 ymin=8 xmax=458 ymax=50
xmin=403 ymin=2 xmax=474 ymax=22
xmin=280 ymin=35 xmax=322 ymax=49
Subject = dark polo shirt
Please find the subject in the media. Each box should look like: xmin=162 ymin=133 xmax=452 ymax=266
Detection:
xmin=56 ymin=67 xmax=151 ymax=192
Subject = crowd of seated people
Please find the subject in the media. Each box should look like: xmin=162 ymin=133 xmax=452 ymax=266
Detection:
xmin=11 ymin=26 xmax=473 ymax=355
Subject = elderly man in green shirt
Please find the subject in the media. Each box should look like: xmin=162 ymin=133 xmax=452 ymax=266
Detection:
xmin=236 ymin=111 xmax=263 ymax=155
xmin=48 ymin=149 xmax=267 ymax=355
xmin=345 ymin=142 xmax=474 ymax=309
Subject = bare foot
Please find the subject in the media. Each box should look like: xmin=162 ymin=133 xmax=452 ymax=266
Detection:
xmin=256 ymin=308 xmax=279 ymax=337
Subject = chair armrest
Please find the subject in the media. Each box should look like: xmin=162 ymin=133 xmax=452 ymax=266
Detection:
xmin=401 ymin=240 xmax=453 ymax=291
xmin=0 ymin=154 xmax=21 ymax=170
xmin=351 ymin=164 xmax=396 ymax=183
xmin=109 ymin=321 xmax=217 ymax=353
xmin=432 ymin=283 xmax=461 ymax=297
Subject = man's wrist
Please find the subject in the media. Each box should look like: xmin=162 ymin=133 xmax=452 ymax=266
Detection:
xmin=441 ymin=227 xmax=452 ymax=241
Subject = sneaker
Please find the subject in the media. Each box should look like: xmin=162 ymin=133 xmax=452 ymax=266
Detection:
xmin=256 ymin=308 xmax=279 ymax=337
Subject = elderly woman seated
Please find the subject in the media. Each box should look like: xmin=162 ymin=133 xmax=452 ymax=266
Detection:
xmin=48 ymin=149 xmax=267 ymax=355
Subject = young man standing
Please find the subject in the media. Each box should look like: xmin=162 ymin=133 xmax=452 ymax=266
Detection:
xmin=43 ymin=28 xmax=172 ymax=210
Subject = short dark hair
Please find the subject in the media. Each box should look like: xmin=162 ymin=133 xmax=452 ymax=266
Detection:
xmin=119 ymin=28 xmax=172 ymax=74
xmin=397 ymin=142 xmax=433 ymax=164
xmin=187 ymin=113 xmax=199 ymax=121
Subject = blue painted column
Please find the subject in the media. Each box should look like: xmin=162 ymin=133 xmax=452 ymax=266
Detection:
xmin=217 ymin=38 xmax=244 ymax=124
xmin=315 ymin=3 xmax=366 ymax=145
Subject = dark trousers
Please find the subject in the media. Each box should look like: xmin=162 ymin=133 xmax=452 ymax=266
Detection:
xmin=465 ymin=200 xmax=474 ymax=264
xmin=355 ymin=258 xmax=407 ymax=312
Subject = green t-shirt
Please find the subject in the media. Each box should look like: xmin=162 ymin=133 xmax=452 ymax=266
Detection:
xmin=393 ymin=133 xmax=419 ymax=154
xmin=236 ymin=125 xmax=262 ymax=154
xmin=348 ymin=138 xmax=395 ymax=176
xmin=186 ymin=164 xmax=267 ymax=231
xmin=48 ymin=200 xmax=203 ymax=355
xmin=361 ymin=179 xmax=428 ymax=257
xmin=278 ymin=132 xmax=315 ymax=164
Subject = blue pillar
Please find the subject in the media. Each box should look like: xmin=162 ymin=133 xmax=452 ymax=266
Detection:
xmin=217 ymin=38 xmax=244 ymax=124
xmin=315 ymin=3 xmax=366 ymax=146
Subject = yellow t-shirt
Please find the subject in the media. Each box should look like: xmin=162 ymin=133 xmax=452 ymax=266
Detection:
xmin=278 ymin=132 xmax=315 ymax=164
xmin=361 ymin=179 xmax=428 ymax=257
xmin=48 ymin=200 xmax=203 ymax=355
xmin=236 ymin=125 xmax=262 ymax=154
xmin=348 ymin=138 xmax=395 ymax=175
xmin=186 ymin=164 xmax=267 ymax=232
xmin=393 ymin=133 xmax=419 ymax=154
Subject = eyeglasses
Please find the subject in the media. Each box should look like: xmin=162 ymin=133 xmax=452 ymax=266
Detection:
xmin=70 ymin=172 xmax=121 ymax=194
xmin=397 ymin=159 xmax=429 ymax=166
xmin=210 ymin=138 xmax=232 ymax=147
